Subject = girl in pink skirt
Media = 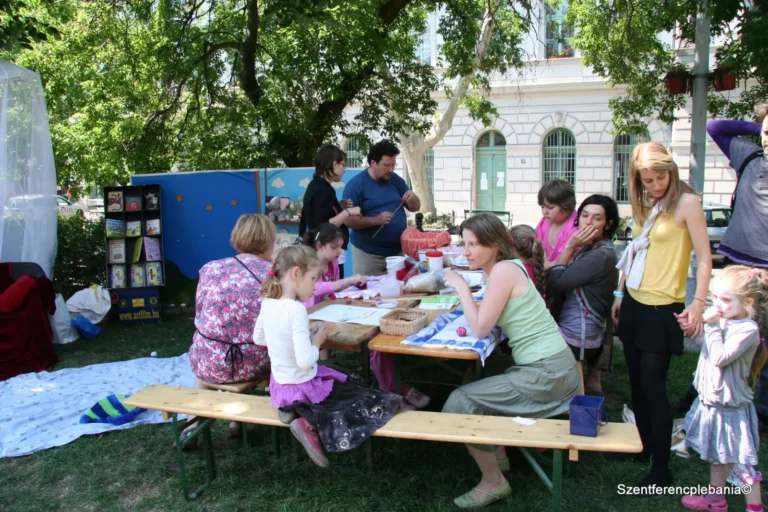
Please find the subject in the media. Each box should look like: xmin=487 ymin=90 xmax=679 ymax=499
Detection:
xmin=301 ymin=222 xmax=431 ymax=410
xmin=254 ymin=245 xmax=401 ymax=467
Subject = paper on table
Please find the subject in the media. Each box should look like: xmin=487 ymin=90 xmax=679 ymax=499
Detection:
xmin=511 ymin=417 xmax=537 ymax=426
xmin=308 ymin=304 xmax=391 ymax=326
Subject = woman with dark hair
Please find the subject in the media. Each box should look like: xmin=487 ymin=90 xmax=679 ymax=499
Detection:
xmin=442 ymin=213 xmax=580 ymax=509
xmin=300 ymin=145 xmax=362 ymax=275
xmin=300 ymin=223 xmax=366 ymax=308
xmin=546 ymin=194 xmax=620 ymax=396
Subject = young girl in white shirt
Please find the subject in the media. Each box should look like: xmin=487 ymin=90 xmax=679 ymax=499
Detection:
xmin=682 ymin=265 xmax=767 ymax=512
xmin=301 ymin=222 xmax=431 ymax=410
xmin=254 ymin=245 xmax=401 ymax=468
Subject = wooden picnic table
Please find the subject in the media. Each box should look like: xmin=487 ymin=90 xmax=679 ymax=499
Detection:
xmin=366 ymin=310 xmax=479 ymax=361
xmin=306 ymin=297 xmax=420 ymax=352
xmin=309 ymin=291 xmax=484 ymax=388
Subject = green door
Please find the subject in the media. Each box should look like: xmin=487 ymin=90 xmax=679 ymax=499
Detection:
xmin=475 ymin=131 xmax=507 ymax=211
xmin=476 ymin=150 xmax=506 ymax=211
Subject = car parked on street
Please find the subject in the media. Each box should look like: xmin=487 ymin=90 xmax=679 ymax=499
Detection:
xmin=624 ymin=202 xmax=731 ymax=264
xmin=6 ymin=194 xmax=86 ymax=218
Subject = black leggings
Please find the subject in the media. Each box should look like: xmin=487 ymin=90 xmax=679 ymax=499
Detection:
xmin=623 ymin=343 xmax=672 ymax=473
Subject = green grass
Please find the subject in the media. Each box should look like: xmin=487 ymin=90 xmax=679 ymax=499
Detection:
xmin=1 ymin=315 xmax=765 ymax=511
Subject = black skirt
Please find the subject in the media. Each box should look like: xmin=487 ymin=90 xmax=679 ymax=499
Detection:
xmin=284 ymin=374 xmax=402 ymax=453
xmin=615 ymin=291 xmax=685 ymax=355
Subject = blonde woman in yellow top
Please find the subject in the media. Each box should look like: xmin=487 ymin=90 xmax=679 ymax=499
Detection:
xmin=611 ymin=142 xmax=711 ymax=488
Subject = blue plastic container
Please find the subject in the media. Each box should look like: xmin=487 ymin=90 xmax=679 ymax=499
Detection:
xmin=569 ymin=395 xmax=607 ymax=437
xmin=71 ymin=314 xmax=102 ymax=339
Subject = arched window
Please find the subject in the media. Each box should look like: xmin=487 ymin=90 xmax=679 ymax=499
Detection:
xmin=542 ymin=129 xmax=576 ymax=185
xmin=344 ymin=137 xmax=370 ymax=168
xmin=613 ymin=132 xmax=649 ymax=203
xmin=476 ymin=131 xmax=506 ymax=148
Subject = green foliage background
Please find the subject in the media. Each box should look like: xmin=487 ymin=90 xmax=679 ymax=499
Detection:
xmin=53 ymin=215 xmax=105 ymax=298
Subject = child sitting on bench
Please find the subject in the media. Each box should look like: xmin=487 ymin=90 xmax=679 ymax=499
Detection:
xmin=253 ymin=245 xmax=401 ymax=467
xmin=301 ymin=222 xmax=431 ymax=410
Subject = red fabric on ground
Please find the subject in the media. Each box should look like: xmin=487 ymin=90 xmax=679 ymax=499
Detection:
xmin=400 ymin=227 xmax=452 ymax=259
xmin=0 ymin=263 xmax=58 ymax=381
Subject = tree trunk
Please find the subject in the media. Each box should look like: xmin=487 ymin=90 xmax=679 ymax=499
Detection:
xmin=397 ymin=1 xmax=497 ymax=216
xmin=400 ymin=140 xmax=436 ymax=215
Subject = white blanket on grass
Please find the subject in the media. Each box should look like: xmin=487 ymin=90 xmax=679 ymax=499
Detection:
xmin=0 ymin=354 xmax=194 ymax=458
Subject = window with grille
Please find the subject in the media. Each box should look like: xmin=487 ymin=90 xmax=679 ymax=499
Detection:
xmin=405 ymin=148 xmax=434 ymax=191
xmin=613 ymin=133 xmax=649 ymax=203
xmin=542 ymin=129 xmax=576 ymax=185
xmin=344 ymin=137 xmax=370 ymax=168
xmin=545 ymin=3 xmax=574 ymax=58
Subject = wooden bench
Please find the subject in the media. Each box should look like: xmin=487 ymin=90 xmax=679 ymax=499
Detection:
xmin=199 ymin=379 xmax=269 ymax=446
xmin=126 ymin=384 xmax=641 ymax=511
xmin=200 ymin=379 xmax=265 ymax=394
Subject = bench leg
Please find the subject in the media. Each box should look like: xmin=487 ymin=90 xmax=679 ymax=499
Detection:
xmin=519 ymin=448 xmax=553 ymax=490
xmin=172 ymin=415 xmax=218 ymax=500
xmin=242 ymin=422 xmax=248 ymax=447
xmin=202 ymin=423 xmax=217 ymax=484
xmin=171 ymin=415 xmax=191 ymax=500
xmin=552 ymin=450 xmax=563 ymax=512
xmin=519 ymin=447 xmax=563 ymax=511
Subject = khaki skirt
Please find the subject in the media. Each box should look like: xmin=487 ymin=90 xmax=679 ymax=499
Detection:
xmin=442 ymin=348 xmax=580 ymax=452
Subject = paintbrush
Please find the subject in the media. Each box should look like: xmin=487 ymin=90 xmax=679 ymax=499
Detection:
xmin=372 ymin=200 xmax=406 ymax=239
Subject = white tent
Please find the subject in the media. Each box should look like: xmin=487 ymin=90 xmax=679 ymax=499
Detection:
xmin=0 ymin=60 xmax=57 ymax=278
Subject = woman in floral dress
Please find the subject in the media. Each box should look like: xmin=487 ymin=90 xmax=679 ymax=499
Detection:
xmin=185 ymin=214 xmax=275 ymax=441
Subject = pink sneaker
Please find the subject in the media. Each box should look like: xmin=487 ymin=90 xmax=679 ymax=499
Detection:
xmin=681 ymin=495 xmax=728 ymax=511
xmin=399 ymin=402 xmax=416 ymax=411
xmin=402 ymin=385 xmax=431 ymax=409
xmin=289 ymin=418 xmax=329 ymax=468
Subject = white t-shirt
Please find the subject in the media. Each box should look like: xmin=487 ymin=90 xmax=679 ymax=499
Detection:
xmin=253 ymin=298 xmax=319 ymax=385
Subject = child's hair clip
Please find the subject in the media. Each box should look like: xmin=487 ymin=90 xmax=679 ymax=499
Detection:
xmin=267 ymin=270 xmax=276 ymax=276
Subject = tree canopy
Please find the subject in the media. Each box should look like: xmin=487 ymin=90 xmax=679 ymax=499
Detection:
xmin=2 ymin=0 xmax=534 ymax=195
xmin=567 ymin=0 xmax=767 ymax=135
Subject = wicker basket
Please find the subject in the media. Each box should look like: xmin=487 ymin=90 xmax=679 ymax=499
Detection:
xmin=379 ymin=308 xmax=429 ymax=336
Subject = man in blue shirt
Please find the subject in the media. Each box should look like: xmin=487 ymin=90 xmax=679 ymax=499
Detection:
xmin=342 ymin=140 xmax=421 ymax=275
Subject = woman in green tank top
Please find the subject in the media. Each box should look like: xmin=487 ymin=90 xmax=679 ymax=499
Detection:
xmin=442 ymin=213 xmax=580 ymax=509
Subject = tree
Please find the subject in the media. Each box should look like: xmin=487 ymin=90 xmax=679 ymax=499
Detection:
xmin=0 ymin=1 xmax=435 ymax=192
xmin=5 ymin=0 xmax=536 ymax=198
xmin=0 ymin=0 xmax=61 ymax=50
xmin=397 ymin=0 xmax=533 ymax=214
xmin=567 ymin=0 xmax=767 ymax=136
